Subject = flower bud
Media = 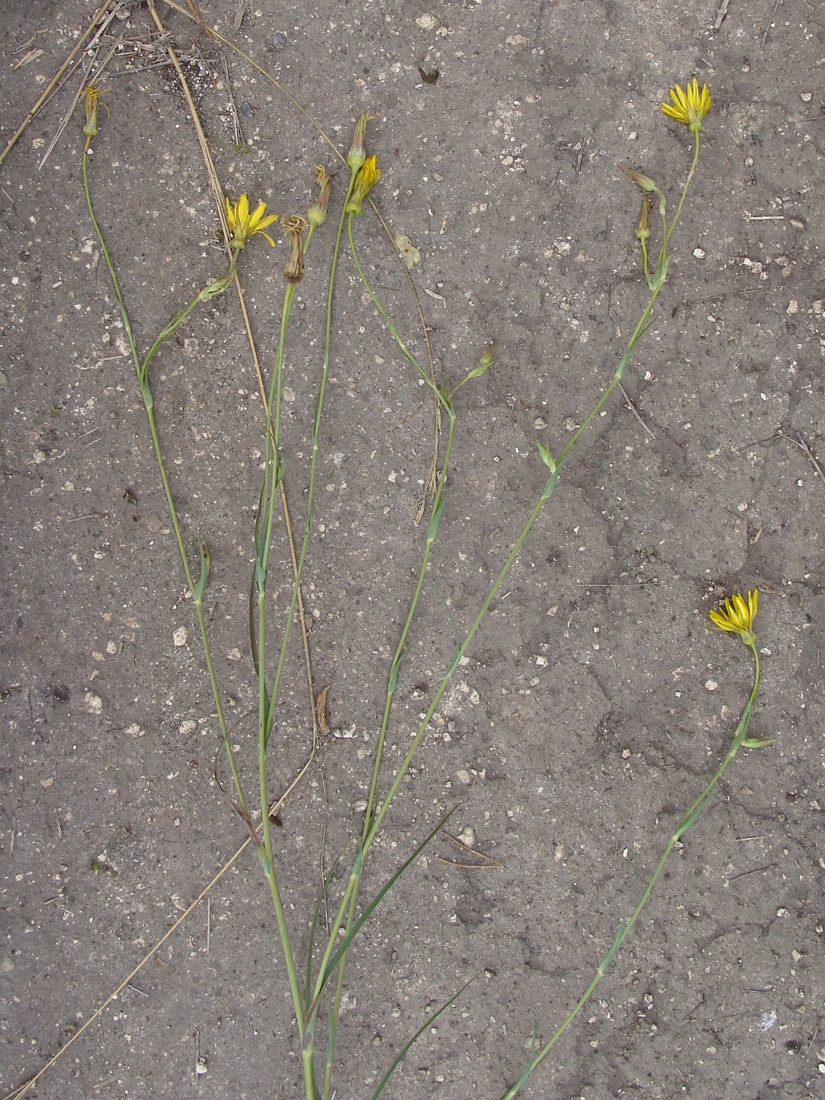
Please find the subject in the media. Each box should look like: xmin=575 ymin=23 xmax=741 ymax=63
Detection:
xmin=347 ymin=112 xmax=376 ymax=173
xmin=619 ymin=164 xmax=658 ymax=193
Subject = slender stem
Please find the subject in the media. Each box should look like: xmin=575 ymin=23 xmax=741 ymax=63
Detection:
xmin=140 ymin=260 xmax=236 ymax=380
xmin=253 ymin=277 xmax=305 ymax=1040
xmin=82 ymin=138 xmax=140 ymax=373
xmin=319 ymin=219 xmax=457 ymax=1099
xmin=255 ymin=181 xmax=358 ymax=1100
xmin=83 ymin=135 xmax=246 ymax=811
xmin=500 ymin=639 xmax=761 ymax=1099
xmin=665 ymin=131 xmax=701 ymax=247
xmin=144 ymin=403 xmax=247 ymax=812
xmin=364 ymin=408 xmax=456 ymax=836
xmin=347 ymin=214 xmax=449 ymax=411
xmin=262 ymin=181 xmax=357 ymax=748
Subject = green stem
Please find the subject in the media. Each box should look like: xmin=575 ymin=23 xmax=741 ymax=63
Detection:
xmin=364 ymin=407 xmax=456 ymax=837
xmin=501 ymin=640 xmax=760 ymax=1099
xmin=254 ymin=277 xmax=305 ymax=1041
xmin=81 ymin=138 xmax=140 ymax=375
xmin=140 ymin=260 xmax=237 ymax=381
xmin=347 ymin=214 xmax=449 ymax=411
xmin=83 ymin=135 xmax=246 ymax=813
xmin=665 ymin=131 xmax=701 ymax=248
xmin=255 ymin=180 xmax=358 ymax=1100
xmin=318 ymin=218 xmax=458 ymax=1099
xmin=260 ymin=181 xmax=357 ymax=750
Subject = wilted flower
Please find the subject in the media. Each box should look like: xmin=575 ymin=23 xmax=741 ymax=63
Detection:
xmin=709 ymin=589 xmax=758 ymax=646
xmin=661 ymin=79 xmax=712 ymax=134
xmin=635 ymin=193 xmax=652 ymax=242
xmin=83 ymin=84 xmax=107 ymax=138
xmin=307 ymin=166 xmax=332 ymax=228
xmin=345 ymin=156 xmax=381 ymax=216
xmin=225 ymin=194 xmax=278 ymax=249
xmin=282 ymin=214 xmax=307 ymax=283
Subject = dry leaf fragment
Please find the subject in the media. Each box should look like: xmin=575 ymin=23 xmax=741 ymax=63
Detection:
xmin=394 ymin=232 xmax=421 ymax=269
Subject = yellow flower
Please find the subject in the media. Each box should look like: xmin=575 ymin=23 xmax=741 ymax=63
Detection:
xmin=345 ymin=156 xmax=381 ymax=216
xmin=224 ymin=194 xmax=278 ymax=249
xmin=709 ymin=589 xmax=758 ymax=645
xmin=661 ymin=78 xmax=712 ymax=134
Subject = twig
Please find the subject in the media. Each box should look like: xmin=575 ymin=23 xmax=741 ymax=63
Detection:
xmin=787 ymin=432 xmax=825 ymax=484
xmin=437 ymin=829 xmax=504 ymax=869
xmin=761 ymin=0 xmax=781 ymax=47
xmin=714 ymin=0 xmax=730 ymax=30
xmin=221 ymin=55 xmax=246 ymax=149
xmin=618 ymin=381 xmax=655 ymax=438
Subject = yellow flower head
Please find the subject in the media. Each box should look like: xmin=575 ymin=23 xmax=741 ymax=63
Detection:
xmin=661 ymin=78 xmax=712 ymax=134
xmin=83 ymin=83 xmax=108 ymax=138
xmin=224 ymin=194 xmax=278 ymax=249
xmin=709 ymin=589 xmax=758 ymax=646
xmin=345 ymin=156 xmax=381 ymax=216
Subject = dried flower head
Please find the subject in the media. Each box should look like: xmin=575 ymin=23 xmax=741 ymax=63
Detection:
xmin=282 ymin=214 xmax=308 ymax=283
xmin=709 ymin=589 xmax=758 ymax=646
xmin=661 ymin=78 xmax=712 ymax=134
xmin=225 ymin=194 xmax=278 ymax=249
xmin=307 ymin=166 xmax=332 ymax=228
xmin=83 ymin=83 xmax=108 ymax=138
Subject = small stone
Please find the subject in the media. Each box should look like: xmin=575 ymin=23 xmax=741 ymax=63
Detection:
xmin=85 ymin=692 xmax=104 ymax=714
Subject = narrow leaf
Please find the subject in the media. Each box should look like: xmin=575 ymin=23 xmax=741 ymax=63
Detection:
xmin=370 ymin=976 xmax=475 ymax=1099
xmin=192 ymin=541 xmax=210 ymax=603
xmin=319 ymin=808 xmax=457 ymax=995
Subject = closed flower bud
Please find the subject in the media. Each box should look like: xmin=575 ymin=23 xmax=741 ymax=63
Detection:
xmin=347 ymin=112 xmax=376 ymax=173
xmin=619 ymin=163 xmax=658 ymax=193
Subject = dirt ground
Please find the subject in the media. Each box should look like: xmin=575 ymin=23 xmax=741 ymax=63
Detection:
xmin=1 ymin=1 xmax=824 ymax=1098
